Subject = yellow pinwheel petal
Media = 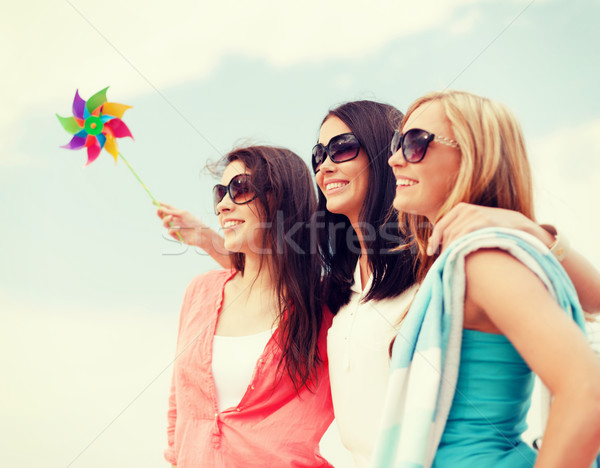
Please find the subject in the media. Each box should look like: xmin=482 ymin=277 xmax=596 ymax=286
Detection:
xmin=104 ymin=134 xmax=119 ymax=162
xmin=102 ymin=102 xmax=132 ymax=119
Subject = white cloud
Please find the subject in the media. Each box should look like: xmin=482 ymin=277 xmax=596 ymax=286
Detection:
xmin=2 ymin=0 xmax=480 ymax=108
xmin=448 ymin=8 xmax=481 ymax=34
xmin=2 ymin=0 xmax=498 ymax=166
xmin=530 ymin=119 xmax=600 ymax=267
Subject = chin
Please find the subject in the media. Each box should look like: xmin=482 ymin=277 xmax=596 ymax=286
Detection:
xmin=392 ymin=198 xmax=405 ymax=212
xmin=325 ymin=202 xmax=344 ymax=215
xmin=223 ymin=236 xmax=242 ymax=253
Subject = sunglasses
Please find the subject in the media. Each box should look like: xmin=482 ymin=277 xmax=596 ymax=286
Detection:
xmin=212 ymin=173 xmax=258 ymax=214
xmin=311 ymin=132 xmax=361 ymax=173
xmin=389 ymin=128 xmax=459 ymax=163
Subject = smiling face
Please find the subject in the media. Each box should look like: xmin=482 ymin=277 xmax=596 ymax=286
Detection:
xmin=216 ymin=160 xmax=265 ymax=255
xmin=315 ymin=116 xmax=370 ymax=225
xmin=388 ymin=100 xmax=462 ymax=222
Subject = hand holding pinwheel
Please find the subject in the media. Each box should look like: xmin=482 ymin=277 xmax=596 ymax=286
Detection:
xmin=57 ymin=87 xmax=183 ymax=241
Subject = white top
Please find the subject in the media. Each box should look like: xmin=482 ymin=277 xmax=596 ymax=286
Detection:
xmin=327 ymin=262 xmax=418 ymax=468
xmin=212 ymin=329 xmax=273 ymax=413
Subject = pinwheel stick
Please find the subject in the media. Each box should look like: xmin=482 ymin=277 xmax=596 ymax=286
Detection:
xmin=118 ymin=152 xmax=184 ymax=243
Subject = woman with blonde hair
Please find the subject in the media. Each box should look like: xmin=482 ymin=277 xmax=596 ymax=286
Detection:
xmin=377 ymin=90 xmax=600 ymax=467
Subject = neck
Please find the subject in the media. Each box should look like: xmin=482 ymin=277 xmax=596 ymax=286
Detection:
xmin=351 ymin=220 xmax=372 ymax=285
xmin=239 ymin=252 xmax=275 ymax=292
xmin=350 ymin=220 xmax=369 ymax=259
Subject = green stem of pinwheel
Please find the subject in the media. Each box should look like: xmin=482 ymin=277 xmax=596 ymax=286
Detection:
xmin=118 ymin=152 xmax=184 ymax=243
xmin=118 ymin=152 xmax=160 ymax=205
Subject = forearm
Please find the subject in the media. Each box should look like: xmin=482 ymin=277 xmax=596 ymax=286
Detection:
xmin=560 ymin=249 xmax=600 ymax=314
xmin=535 ymin=390 xmax=600 ymax=467
xmin=530 ymin=224 xmax=600 ymax=313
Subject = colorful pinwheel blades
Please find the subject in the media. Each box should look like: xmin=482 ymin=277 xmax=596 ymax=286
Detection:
xmin=56 ymin=87 xmax=133 ymax=166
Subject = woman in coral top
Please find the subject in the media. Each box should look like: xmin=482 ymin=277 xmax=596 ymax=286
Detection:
xmin=164 ymin=146 xmax=333 ymax=468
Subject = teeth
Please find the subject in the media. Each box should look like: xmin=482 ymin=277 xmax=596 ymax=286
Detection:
xmin=326 ymin=182 xmax=348 ymax=190
xmin=397 ymin=179 xmax=417 ymax=186
xmin=223 ymin=220 xmax=243 ymax=228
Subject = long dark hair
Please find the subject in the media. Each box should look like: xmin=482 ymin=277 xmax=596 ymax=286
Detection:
xmin=317 ymin=100 xmax=417 ymax=313
xmin=218 ymin=146 xmax=324 ymax=390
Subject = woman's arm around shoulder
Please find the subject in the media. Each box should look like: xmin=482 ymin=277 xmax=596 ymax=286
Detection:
xmin=430 ymin=203 xmax=600 ymax=313
xmin=464 ymin=249 xmax=600 ymax=468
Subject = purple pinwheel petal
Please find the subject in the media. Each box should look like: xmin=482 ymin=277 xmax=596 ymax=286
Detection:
xmin=104 ymin=118 xmax=133 ymax=139
xmin=86 ymin=141 xmax=102 ymax=166
xmin=73 ymin=90 xmax=86 ymax=120
xmin=60 ymin=135 xmax=87 ymax=150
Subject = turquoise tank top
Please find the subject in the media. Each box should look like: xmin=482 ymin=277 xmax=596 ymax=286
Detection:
xmin=433 ymin=329 xmax=537 ymax=467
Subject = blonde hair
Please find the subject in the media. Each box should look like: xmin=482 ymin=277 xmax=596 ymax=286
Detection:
xmin=398 ymin=90 xmax=535 ymax=281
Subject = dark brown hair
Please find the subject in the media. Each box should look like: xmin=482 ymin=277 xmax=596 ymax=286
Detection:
xmin=316 ymin=101 xmax=417 ymax=313
xmin=218 ymin=145 xmax=325 ymax=390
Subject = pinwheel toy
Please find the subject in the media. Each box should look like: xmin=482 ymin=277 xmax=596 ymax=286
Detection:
xmin=57 ymin=87 xmax=182 ymax=240
xmin=57 ymin=87 xmax=133 ymax=166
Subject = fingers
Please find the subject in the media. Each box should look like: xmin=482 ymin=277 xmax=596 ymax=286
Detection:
xmin=168 ymin=227 xmax=182 ymax=241
xmin=428 ymin=204 xmax=463 ymax=255
xmin=156 ymin=202 xmax=180 ymax=220
xmin=162 ymin=214 xmax=182 ymax=230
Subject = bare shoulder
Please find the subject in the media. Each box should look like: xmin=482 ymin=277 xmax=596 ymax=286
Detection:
xmin=464 ymin=248 xmax=540 ymax=298
xmin=463 ymin=248 xmax=554 ymax=330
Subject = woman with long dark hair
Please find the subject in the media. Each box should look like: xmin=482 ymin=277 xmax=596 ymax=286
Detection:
xmin=164 ymin=146 xmax=333 ymax=467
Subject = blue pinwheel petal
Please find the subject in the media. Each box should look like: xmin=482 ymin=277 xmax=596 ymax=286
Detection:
xmin=96 ymin=133 xmax=107 ymax=149
xmin=75 ymin=129 xmax=88 ymax=138
xmin=100 ymin=115 xmax=113 ymax=123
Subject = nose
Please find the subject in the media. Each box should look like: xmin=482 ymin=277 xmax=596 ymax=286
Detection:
xmin=388 ymin=149 xmax=406 ymax=168
xmin=319 ymin=153 xmax=336 ymax=173
xmin=216 ymin=192 xmax=234 ymax=215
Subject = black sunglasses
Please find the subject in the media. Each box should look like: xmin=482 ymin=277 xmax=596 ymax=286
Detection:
xmin=212 ymin=173 xmax=258 ymax=214
xmin=389 ymin=128 xmax=459 ymax=163
xmin=311 ymin=132 xmax=361 ymax=173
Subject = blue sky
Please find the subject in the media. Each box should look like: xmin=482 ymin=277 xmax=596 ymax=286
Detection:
xmin=2 ymin=1 xmax=599 ymax=466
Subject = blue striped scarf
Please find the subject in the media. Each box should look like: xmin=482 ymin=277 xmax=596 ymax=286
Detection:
xmin=371 ymin=227 xmax=597 ymax=468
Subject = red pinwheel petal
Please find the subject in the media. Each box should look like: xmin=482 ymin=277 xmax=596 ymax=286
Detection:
xmin=86 ymin=140 xmax=102 ymax=166
xmin=104 ymin=118 xmax=133 ymax=139
xmin=61 ymin=135 xmax=87 ymax=150
xmin=84 ymin=135 xmax=96 ymax=147
xmin=73 ymin=90 xmax=86 ymax=120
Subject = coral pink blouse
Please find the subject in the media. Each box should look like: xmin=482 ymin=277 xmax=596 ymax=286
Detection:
xmin=164 ymin=269 xmax=334 ymax=468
